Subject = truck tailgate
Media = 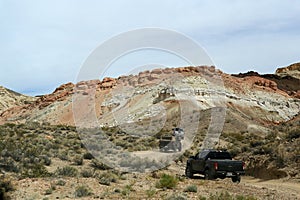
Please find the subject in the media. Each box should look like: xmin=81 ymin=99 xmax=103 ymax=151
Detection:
xmin=213 ymin=160 xmax=244 ymax=172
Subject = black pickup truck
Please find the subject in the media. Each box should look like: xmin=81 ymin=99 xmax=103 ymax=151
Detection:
xmin=185 ymin=149 xmax=245 ymax=182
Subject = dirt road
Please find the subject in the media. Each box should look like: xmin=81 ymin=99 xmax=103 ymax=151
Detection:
xmin=133 ymin=150 xmax=300 ymax=199
xmin=242 ymin=176 xmax=300 ymax=199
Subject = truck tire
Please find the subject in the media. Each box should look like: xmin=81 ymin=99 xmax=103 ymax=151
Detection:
xmin=231 ymin=175 xmax=241 ymax=183
xmin=204 ymin=169 xmax=213 ymax=180
xmin=185 ymin=165 xmax=193 ymax=178
xmin=168 ymin=142 xmax=174 ymax=151
xmin=178 ymin=142 xmax=182 ymax=152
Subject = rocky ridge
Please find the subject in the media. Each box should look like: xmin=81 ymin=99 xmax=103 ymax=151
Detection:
xmin=0 ymin=65 xmax=300 ymax=127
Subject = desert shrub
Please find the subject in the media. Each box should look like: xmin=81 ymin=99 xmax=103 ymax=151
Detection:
xmin=24 ymin=145 xmax=40 ymax=158
xmin=0 ymin=176 xmax=14 ymax=199
xmin=72 ymin=155 xmax=83 ymax=165
xmin=5 ymin=123 xmax=16 ymax=128
xmin=121 ymin=183 xmax=135 ymax=196
xmin=225 ymin=132 xmax=245 ymax=141
xmin=58 ymin=150 xmax=69 ymax=161
xmin=250 ymin=140 xmax=263 ymax=148
xmin=286 ymin=129 xmax=300 ymax=141
xmin=155 ymin=174 xmax=178 ymax=189
xmin=114 ymin=188 xmax=121 ymax=193
xmin=235 ymin=195 xmax=257 ymax=200
xmin=83 ymin=152 xmax=94 ymax=160
xmin=0 ymin=157 xmax=20 ymax=173
xmin=146 ymin=188 xmax=156 ymax=198
xmin=74 ymin=185 xmax=92 ymax=197
xmin=26 ymin=122 xmax=41 ymax=130
xmin=80 ymin=168 xmax=94 ymax=178
xmin=115 ymin=140 xmax=128 ymax=149
xmin=131 ymin=144 xmax=149 ymax=151
xmin=262 ymin=145 xmax=273 ymax=154
xmin=253 ymin=147 xmax=265 ymax=155
xmin=55 ymin=166 xmax=78 ymax=177
xmin=44 ymin=188 xmax=53 ymax=195
xmin=97 ymin=171 xmax=119 ymax=186
xmin=40 ymin=155 xmax=51 ymax=166
xmin=98 ymin=177 xmax=111 ymax=186
xmin=21 ymin=163 xmax=50 ymax=178
xmin=208 ymin=191 xmax=232 ymax=200
xmin=241 ymin=145 xmax=249 ymax=153
xmin=228 ymin=146 xmax=241 ymax=158
xmin=265 ymin=132 xmax=277 ymax=141
xmin=90 ymin=159 xmax=111 ymax=170
xmin=121 ymin=188 xmax=130 ymax=196
xmin=184 ymin=184 xmax=197 ymax=193
xmin=177 ymin=175 xmax=185 ymax=182
xmin=56 ymin=179 xmax=66 ymax=186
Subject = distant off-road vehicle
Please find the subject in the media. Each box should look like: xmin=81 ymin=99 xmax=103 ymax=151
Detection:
xmin=159 ymin=128 xmax=184 ymax=152
xmin=185 ymin=149 xmax=245 ymax=182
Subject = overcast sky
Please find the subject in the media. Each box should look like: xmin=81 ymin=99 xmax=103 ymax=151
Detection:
xmin=0 ymin=0 xmax=300 ymax=96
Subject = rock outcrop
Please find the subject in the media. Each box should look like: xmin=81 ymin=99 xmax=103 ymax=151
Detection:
xmin=276 ymin=62 xmax=300 ymax=79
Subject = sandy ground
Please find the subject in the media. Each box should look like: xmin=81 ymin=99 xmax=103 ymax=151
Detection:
xmin=8 ymin=170 xmax=300 ymax=200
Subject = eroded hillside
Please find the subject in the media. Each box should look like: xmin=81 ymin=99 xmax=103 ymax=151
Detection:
xmin=1 ymin=65 xmax=299 ymax=128
xmin=0 ymin=64 xmax=300 ymax=199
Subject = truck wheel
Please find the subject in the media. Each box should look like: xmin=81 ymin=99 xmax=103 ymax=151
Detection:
xmin=185 ymin=165 xmax=193 ymax=178
xmin=178 ymin=142 xmax=182 ymax=152
xmin=231 ymin=175 xmax=241 ymax=183
xmin=204 ymin=169 xmax=213 ymax=180
xmin=204 ymin=170 xmax=209 ymax=180
xmin=170 ymin=143 xmax=176 ymax=151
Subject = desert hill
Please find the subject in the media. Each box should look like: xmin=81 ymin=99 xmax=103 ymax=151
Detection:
xmin=0 ymin=64 xmax=300 ymax=199
xmin=0 ymin=86 xmax=35 ymax=113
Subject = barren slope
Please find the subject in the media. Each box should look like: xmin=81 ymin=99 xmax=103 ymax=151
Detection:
xmin=0 ymin=86 xmax=36 ymax=113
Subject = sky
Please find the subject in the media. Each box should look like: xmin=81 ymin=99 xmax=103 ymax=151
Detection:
xmin=0 ymin=0 xmax=300 ymax=96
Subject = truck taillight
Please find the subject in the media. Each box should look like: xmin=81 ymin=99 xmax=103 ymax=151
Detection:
xmin=242 ymin=162 xmax=245 ymax=170
xmin=214 ymin=162 xmax=218 ymax=170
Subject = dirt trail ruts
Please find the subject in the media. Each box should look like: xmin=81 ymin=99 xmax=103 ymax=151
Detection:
xmin=132 ymin=138 xmax=192 ymax=161
xmin=168 ymin=163 xmax=300 ymax=199
xmin=242 ymin=176 xmax=300 ymax=199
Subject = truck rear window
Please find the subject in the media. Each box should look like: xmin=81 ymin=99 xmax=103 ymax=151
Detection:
xmin=207 ymin=152 xmax=232 ymax=160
